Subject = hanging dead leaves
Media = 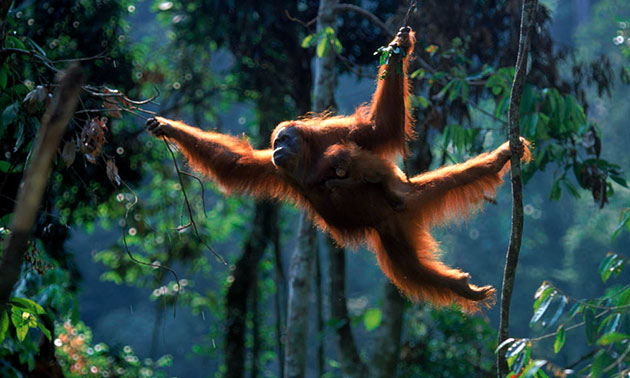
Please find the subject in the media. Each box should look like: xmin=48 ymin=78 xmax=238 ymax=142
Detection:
xmin=80 ymin=118 xmax=108 ymax=163
xmin=22 ymin=85 xmax=51 ymax=114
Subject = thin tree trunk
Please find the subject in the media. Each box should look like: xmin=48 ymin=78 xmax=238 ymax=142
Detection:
xmin=327 ymin=239 xmax=367 ymax=377
xmin=251 ymin=271 xmax=260 ymax=378
xmin=284 ymin=1 xmax=338 ymax=376
xmin=225 ymin=201 xmax=277 ymax=378
xmin=497 ymin=1 xmax=537 ymax=376
xmin=0 ymin=65 xmax=83 ymax=311
xmin=284 ymin=214 xmax=317 ymax=378
xmin=312 ymin=0 xmax=339 ymax=113
xmin=273 ymin=225 xmax=286 ymax=378
xmin=369 ymin=283 xmax=405 ymax=378
xmin=315 ymin=244 xmax=324 ymax=377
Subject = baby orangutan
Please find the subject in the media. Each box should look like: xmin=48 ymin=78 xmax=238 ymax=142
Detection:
xmin=318 ymin=142 xmax=406 ymax=210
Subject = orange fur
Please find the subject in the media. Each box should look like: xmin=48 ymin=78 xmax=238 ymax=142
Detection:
xmin=146 ymin=29 xmax=533 ymax=312
xmin=310 ymin=140 xmax=531 ymax=312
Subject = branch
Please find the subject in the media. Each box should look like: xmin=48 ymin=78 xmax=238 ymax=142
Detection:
xmin=162 ymin=139 xmax=227 ymax=265
xmin=497 ymin=1 xmax=538 ymax=377
xmin=334 ymin=3 xmax=394 ymax=38
xmin=0 ymin=64 xmax=83 ymax=311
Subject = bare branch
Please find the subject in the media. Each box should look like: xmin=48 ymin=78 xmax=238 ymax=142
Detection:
xmin=162 ymin=138 xmax=227 ymax=265
xmin=497 ymin=1 xmax=538 ymax=376
xmin=284 ymin=9 xmax=317 ymax=28
xmin=0 ymin=65 xmax=83 ymax=311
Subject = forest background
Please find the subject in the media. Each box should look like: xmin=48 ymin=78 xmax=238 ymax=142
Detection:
xmin=1 ymin=0 xmax=630 ymax=377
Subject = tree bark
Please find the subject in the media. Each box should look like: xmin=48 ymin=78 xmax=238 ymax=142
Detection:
xmin=0 ymin=64 xmax=83 ymax=311
xmin=369 ymin=283 xmax=405 ymax=378
xmin=314 ymin=242 xmax=324 ymax=377
xmin=273 ymin=228 xmax=286 ymax=378
xmin=225 ymin=201 xmax=277 ymax=378
xmin=284 ymin=1 xmax=338 ymax=376
xmin=284 ymin=214 xmax=317 ymax=378
xmin=327 ymin=238 xmax=367 ymax=377
xmin=497 ymin=1 xmax=537 ymax=376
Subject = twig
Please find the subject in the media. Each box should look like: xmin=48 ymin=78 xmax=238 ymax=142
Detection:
xmin=180 ymin=171 xmax=208 ymax=217
xmin=162 ymin=138 xmax=227 ymax=265
xmin=603 ymin=345 xmax=630 ymax=374
xmin=83 ymin=85 xmax=160 ymax=105
xmin=284 ymin=9 xmax=317 ymax=28
xmin=497 ymin=1 xmax=538 ymax=377
xmin=119 ymin=181 xmax=181 ymax=317
xmin=466 ymin=100 xmax=508 ymax=125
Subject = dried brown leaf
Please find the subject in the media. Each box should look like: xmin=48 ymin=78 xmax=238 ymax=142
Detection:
xmin=61 ymin=140 xmax=76 ymax=167
xmin=80 ymin=118 xmax=107 ymax=156
xmin=106 ymin=159 xmax=121 ymax=186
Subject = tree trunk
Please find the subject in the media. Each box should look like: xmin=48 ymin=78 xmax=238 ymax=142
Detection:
xmin=0 ymin=65 xmax=83 ymax=311
xmin=369 ymin=283 xmax=404 ymax=378
xmin=225 ymin=201 xmax=277 ymax=378
xmin=284 ymin=1 xmax=339 ymax=376
xmin=327 ymin=239 xmax=367 ymax=377
xmin=314 ymin=243 xmax=324 ymax=377
xmin=284 ymin=214 xmax=317 ymax=378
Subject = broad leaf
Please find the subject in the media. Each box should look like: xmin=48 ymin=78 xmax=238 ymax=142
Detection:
xmin=554 ymin=326 xmax=565 ymax=353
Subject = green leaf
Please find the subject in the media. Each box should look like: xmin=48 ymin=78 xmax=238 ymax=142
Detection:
xmin=599 ymin=253 xmax=621 ymax=283
xmin=410 ymin=69 xmax=426 ymax=79
xmin=584 ymin=308 xmax=597 ymax=344
xmin=591 ymin=350 xmax=608 ymax=378
xmin=27 ymin=37 xmax=47 ymax=57
xmin=10 ymin=297 xmax=46 ymax=315
xmin=0 ymin=161 xmax=10 ymax=173
xmin=549 ymin=179 xmax=561 ymax=201
xmin=363 ymin=308 xmax=382 ymax=331
xmin=1 ymin=103 xmax=19 ymax=127
xmin=333 ymin=38 xmax=342 ymax=54
xmin=496 ymin=337 xmax=516 ymax=353
xmin=522 ymin=360 xmax=547 ymax=378
xmin=316 ymin=37 xmax=330 ymax=58
xmin=505 ymin=338 xmax=527 ymax=358
xmin=0 ymin=311 xmax=8 ymax=342
xmin=507 ymin=340 xmax=530 ymax=375
xmin=37 ymin=322 xmax=52 ymax=341
xmin=596 ymin=332 xmax=629 ymax=346
xmin=530 ymin=292 xmax=553 ymax=327
xmin=301 ymin=34 xmax=316 ymax=48
xmin=547 ymin=295 xmax=568 ymax=328
xmin=16 ymin=325 xmax=28 ymax=341
xmin=0 ymin=63 xmax=8 ymax=89
xmin=567 ymin=303 xmax=583 ymax=319
xmin=612 ymin=210 xmax=630 ymax=241
xmin=610 ymin=175 xmax=628 ymax=188
xmin=414 ymin=95 xmax=429 ymax=109
xmin=461 ymin=81 xmax=470 ymax=102
xmin=554 ymin=326 xmax=565 ymax=353
xmin=437 ymin=80 xmax=455 ymax=101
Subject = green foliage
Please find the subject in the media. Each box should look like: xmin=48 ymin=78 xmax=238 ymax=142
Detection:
xmin=409 ymin=33 xmax=625 ymax=207
xmin=55 ymin=320 xmax=171 ymax=377
xmin=398 ymin=307 xmax=496 ymax=377
xmin=302 ymin=27 xmax=343 ymax=58
xmin=501 ymin=250 xmax=630 ymax=376
xmin=0 ymin=298 xmax=49 ymax=344
xmin=362 ymin=308 xmax=382 ymax=331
